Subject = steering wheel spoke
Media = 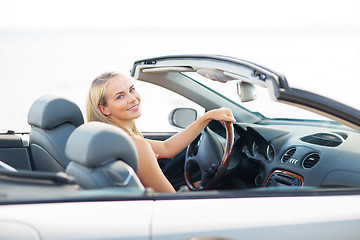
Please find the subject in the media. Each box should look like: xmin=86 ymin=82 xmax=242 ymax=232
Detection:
xmin=185 ymin=121 xmax=234 ymax=190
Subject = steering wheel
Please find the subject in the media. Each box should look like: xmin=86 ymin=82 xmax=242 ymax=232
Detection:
xmin=184 ymin=121 xmax=234 ymax=190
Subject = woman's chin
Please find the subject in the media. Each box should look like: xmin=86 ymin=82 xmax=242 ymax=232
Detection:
xmin=132 ymin=110 xmax=142 ymax=119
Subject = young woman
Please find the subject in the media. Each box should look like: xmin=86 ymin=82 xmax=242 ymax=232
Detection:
xmin=87 ymin=71 xmax=236 ymax=193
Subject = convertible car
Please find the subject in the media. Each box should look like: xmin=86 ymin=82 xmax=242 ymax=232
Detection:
xmin=1 ymin=55 xmax=360 ymax=239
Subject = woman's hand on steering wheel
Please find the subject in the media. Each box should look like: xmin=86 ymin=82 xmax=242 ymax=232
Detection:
xmin=204 ymin=107 xmax=236 ymax=124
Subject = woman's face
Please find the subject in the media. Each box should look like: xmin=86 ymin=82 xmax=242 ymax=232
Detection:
xmin=99 ymin=75 xmax=141 ymax=125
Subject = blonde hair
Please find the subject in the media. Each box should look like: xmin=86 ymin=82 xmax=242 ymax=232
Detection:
xmin=87 ymin=71 xmax=143 ymax=138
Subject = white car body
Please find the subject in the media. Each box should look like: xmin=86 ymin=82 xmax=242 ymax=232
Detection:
xmin=1 ymin=195 xmax=360 ymax=239
xmin=1 ymin=55 xmax=360 ymax=239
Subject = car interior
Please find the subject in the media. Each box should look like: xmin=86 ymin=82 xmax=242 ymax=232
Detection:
xmin=1 ymin=56 xmax=360 ymax=203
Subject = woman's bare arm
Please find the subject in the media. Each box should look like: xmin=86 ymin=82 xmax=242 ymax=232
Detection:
xmin=132 ymin=137 xmax=176 ymax=193
xmin=148 ymin=107 xmax=236 ymax=159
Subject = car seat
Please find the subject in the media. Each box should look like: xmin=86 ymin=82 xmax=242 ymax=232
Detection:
xmin=65 ymin=121 xmax=144 ymax=190
xmin=27 ymin=95 xmax=84 ymax=172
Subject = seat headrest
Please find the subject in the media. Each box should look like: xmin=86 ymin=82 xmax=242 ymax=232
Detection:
xmin=65 ymin=122 xmax=138 ymax=172
xmin=28 ymin=95 xmax=84 ymax=130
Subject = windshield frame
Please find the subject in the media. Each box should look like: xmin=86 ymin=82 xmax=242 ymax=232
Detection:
xmin=179 ymin=72 xmax=267 ymax=119
xmin=180 ymin=71 xmax=347 ymax=125
xmin=132 ymin=55 xmax=360 ymax=131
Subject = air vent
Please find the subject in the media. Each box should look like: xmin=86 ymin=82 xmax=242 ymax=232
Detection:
xmin=300 ymin=133 xmax=343 ymax=147
xmin=281 ymin=147 xmax=296 ymax=163
xmin=332 ymin=132 xmax=348 ymax=140
xmin=302 ymin=153 xmax=320 ymax=169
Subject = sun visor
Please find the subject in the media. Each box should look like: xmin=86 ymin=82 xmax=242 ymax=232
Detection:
xmin=196 ymin=69 xmax=237 ymax=83
xmin=142 ymin=66 xmax=194 ymax=73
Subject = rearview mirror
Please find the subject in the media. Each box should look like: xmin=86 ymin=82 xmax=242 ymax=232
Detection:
xmin=237 ymin=81 xmax=257 ymax=102
xmin=169 ymin=108 xmax=197 ymax=129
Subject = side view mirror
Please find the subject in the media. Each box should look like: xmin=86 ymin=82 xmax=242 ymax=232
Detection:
xmin=169 ymin=108 xmax=197 ymax=129
xmin=237 ymin=81 xmax=257 ymax=102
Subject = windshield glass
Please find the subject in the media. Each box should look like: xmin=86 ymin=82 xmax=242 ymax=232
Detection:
xmin=183 ymin=72 xmax=334 ymax=122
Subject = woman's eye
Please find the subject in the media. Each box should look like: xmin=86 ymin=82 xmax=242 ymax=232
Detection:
xmin=116 ymin=95 xmax=124 ymax=99
xmin=130 ymin=87 xmax=135 ymax=93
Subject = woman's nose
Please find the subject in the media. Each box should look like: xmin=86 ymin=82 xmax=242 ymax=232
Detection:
xmin=128 ymin=93 xmax=138 ymax=102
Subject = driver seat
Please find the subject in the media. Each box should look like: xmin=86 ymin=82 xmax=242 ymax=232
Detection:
xmin=65 ymin=121 xmax=144 ymax=190
xmin=27 ymin=95 xmax=84 ymax=172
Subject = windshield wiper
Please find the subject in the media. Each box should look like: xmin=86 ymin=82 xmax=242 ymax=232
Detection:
xmin=251 ymin=111 xmax=266 ymax=118
xmin=270 ymin=118 xmax=340 ymax=125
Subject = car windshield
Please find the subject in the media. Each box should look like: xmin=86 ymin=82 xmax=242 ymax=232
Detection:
xmin=182 ymin=72 xmax=336 ymax=122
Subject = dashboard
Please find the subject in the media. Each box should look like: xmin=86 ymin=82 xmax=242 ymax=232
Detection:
xmin=207 ymin=120 xmax=360 ymax=189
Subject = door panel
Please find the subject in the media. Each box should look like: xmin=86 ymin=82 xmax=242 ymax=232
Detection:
xmin=142 ymin=132 xmax=177 ymax=141
xmin=0 ymin=201 xmax=154 ymax=240
xmin=152 ymin=196 xmax=360 ymax=240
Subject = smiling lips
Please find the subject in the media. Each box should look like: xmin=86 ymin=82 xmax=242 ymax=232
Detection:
xmin=128 ymin=104 xmax=139 ymax=111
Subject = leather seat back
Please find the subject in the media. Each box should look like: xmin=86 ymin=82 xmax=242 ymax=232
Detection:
xmin=27 ymin=95 xmax=84 ymax=172
xmin=65 ymin=121 xmax=144 ymax=190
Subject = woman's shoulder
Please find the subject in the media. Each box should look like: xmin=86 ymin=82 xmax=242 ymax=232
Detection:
xmin=130 ymin=136 xmax=152 ymax=151
xmin=131 ymin=135 xmax=147 ymax=143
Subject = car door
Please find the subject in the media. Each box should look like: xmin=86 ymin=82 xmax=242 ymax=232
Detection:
xmin=0 ymin=200 xmax=155 ymax=240
xmin=151 ymin=194 xmax=360 ymax=240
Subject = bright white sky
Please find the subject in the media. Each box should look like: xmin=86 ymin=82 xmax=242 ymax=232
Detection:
xmin=0 ymin=0 xmax=359 ymax=30
xmin=1 ymin=0 xmax=360 ymax=131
